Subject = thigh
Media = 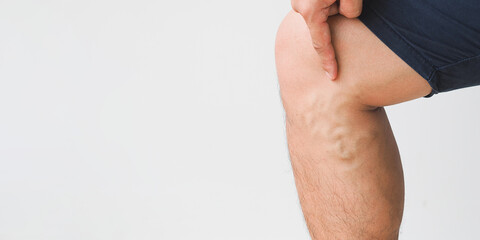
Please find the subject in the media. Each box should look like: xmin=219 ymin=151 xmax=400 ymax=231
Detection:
xmin=275 ymin=10 xmax=433 ymax=108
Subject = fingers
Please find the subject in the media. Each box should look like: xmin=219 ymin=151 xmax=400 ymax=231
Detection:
xmin=306 ymin=19 xmax=338 ymax=79
xmin=328 ymin=2 xmax=339 ymax=16
xmin=339 ymin=0 xmax=362 ymax=18
xmin=291 ymin=0 xmax=339 ymax=80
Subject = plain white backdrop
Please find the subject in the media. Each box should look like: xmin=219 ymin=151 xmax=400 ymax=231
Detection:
xmin=1 ymin=0 xmax=479 ymax=239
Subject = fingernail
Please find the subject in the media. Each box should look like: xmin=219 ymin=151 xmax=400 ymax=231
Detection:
xmin=325 ymin=71 xmax=333 ymax=80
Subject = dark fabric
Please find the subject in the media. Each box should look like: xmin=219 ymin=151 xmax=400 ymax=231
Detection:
xmin=358 ymin=0 xmax=480 ymax=98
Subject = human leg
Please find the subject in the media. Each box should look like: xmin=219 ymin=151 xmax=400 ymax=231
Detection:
xmin=275 ymin=11 xmax=432 ymax=239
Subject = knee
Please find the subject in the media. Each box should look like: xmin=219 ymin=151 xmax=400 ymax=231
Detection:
xmin=275 ymin=11 xmax=377 ymax=119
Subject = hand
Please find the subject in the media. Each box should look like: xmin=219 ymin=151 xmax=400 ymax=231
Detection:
xmin=291 ymin=0 xmax=363 ymax=80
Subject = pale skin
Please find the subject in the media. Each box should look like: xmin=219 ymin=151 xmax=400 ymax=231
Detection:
xmin=275 ymin=7 xmax=433 ymax=240
xmin=291 ymin=0 xmax=363 ymax=79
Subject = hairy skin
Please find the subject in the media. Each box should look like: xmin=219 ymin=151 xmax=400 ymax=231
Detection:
xmin=275 ymin=11 xmax=432 ymax=239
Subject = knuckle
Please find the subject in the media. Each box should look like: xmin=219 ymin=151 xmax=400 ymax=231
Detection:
xmin=291 ymin=1 xmax=323 ymax=20
xmin=312 ymin=39 xmax=332 ymax=52
xmin=291 ymin=1 xmax=309 ymax=15
xmin=301 ymin=8 xmax=314 ymax=18
xmin=311 ymin=41 xmax=326 ymax=51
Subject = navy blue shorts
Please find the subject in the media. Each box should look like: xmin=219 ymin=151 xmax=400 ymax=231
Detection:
xmin=358 ymin=0 xmax=480 ymax=98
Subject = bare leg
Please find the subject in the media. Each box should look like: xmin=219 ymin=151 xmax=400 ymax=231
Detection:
xmin=275 ymin=11 xmax=433 ymax=239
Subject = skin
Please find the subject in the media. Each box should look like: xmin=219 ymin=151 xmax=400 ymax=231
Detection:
xmin=275 ymin=11 xmax=432 ymax=239
xmin=291 ymin=0 xmax=363 ymax=80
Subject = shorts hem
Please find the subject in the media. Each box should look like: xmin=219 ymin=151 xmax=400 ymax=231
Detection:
xmin=358 ymin=4 xmax=440 ymax=98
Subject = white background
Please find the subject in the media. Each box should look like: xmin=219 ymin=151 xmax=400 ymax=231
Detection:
xmin=1 ymin=0 xmax=479 ymax=239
